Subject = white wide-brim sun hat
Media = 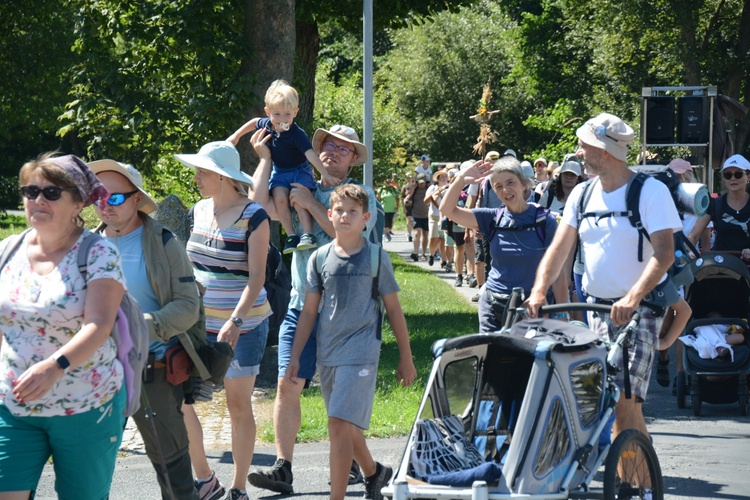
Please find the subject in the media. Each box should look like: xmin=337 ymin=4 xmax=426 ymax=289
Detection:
xmin=174 ymin=141 xmax=254 ymax=186
xmin=88 ymin=159 xmax=159 ymax=214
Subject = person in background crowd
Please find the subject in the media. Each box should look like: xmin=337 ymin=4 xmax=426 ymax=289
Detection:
xmin=377 ymin=176 xmax=399 ymax=242
xmin=91 ymin=159 xmax=205 ymax=500
xmin=425 ymin=169 xmax=449 ymax=266
xmin=415 ymin=154 xmax=432 ymax=182
xmin=401 ymin=176 xmax=415 ymax=242
xmin=175 ymin=141 xmax=271 ymax=500
xmin=0 ymin=154 xmax=126 ymax=499
xmin=407 ymin=173 xmax=430 ymax=261
xmin=533 ymin=157 xmax=548 ymax=184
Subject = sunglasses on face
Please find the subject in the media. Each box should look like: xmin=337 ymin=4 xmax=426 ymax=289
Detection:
xmin=723 ymin=171 xmax=746 ymax=180
xmin=94 ymin=190 xmax=139 ymax=207
xmin=20 ymin=185 xmax=70 ymax=201
xmin=322 ymin=141 xmax=354 ymax=157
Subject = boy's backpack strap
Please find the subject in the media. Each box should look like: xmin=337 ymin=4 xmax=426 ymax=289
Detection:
xmin=313 ymin=242 xmax=334 ymax=291
xmin=0 ymin=228 xmax=32 ymax=273
xmin=370 ymin=243 xmax=383 ymax=341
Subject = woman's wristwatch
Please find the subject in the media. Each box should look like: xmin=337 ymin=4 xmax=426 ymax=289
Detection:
xmin=229 ymin=316 xmax=243 ymax=328
xmin=52 ymin=353 xmax=71 ymax=373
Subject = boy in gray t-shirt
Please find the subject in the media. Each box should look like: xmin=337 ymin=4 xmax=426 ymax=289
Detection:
xmin=286 ymin=184 xmax=416 ymax=500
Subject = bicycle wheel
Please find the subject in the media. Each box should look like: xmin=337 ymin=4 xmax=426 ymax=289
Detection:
xmin=603 ymin=429 xmax=663 ymax=500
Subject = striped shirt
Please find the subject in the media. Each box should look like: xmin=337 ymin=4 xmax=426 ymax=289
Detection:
xmin=187 ymin=199 xmax=271 ymax=334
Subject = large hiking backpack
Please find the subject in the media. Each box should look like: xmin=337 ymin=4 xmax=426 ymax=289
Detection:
xmin=0 ymin=229 xmax=149 ymax=417
xmin=313 ymin=241 xmax=385 ymax=340
xmin=576 ymin=168 xmax=703 ymax=287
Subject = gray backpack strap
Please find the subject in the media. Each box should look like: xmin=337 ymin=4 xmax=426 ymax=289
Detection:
xmin=76 ymin=232 xmax=103 ymax=281
xmin=0 ymin=229 xmax=32 ymax=273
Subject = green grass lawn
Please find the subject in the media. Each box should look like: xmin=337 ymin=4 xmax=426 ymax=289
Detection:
xmin=1 ymin=212 xmax=479 ymax=443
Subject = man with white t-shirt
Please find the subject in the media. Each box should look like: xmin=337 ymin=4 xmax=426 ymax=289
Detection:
xmin=526 ymin=113 xmax=682 ymax=444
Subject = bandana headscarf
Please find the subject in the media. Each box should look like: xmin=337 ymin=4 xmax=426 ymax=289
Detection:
xmin=48 ymin=155 xmax=108 ymax=207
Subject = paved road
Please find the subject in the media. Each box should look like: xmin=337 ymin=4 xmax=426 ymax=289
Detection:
xmin=35 ymin=231 xmax=750 ymax=499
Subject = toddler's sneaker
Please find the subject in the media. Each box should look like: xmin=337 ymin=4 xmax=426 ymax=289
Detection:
xmin=364 ymin=462 xmax=393 ymax=500
xmin=471 ymin=293 xmax=481 ymax=302
xmin=282 ymin=234 xmax=301 ymax=255
xmin=194 ymin=471 xmax=225 ymax=500
xmin=247 ymin=458 xmax=294 ymax=494
xmin=297 ymin=232 xmax=318 ymax=251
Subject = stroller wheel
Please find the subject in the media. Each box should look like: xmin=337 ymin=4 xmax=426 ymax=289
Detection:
xmin=675 ymin=372 xmax=688 ymax=409
xmin=691 ymin=374 xmax=702 ymax=417
xmin=603 ymin=429 xmax=663 ymax=500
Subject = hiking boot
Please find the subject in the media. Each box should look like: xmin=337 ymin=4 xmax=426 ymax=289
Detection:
xmin=656 ymin=357 xmax=670 ymax=387
xmin=455 ymin=275 xmax=463 ymax=287
xmin=471 ymin=293 xmax=480 ymax=302
xmin=410 ymin=253 xmax=418 ymax=262
xmin=194 ymin=471 xmax=225 ymax=500
xmin=364 ymin=463 xmax=393 ymax=500
xmin=282 ymin=235 xmax=300 ymax=255
xmin=296 ymin=233 xmax=318 ymax=251
xmin=467 ymin=274 xmax=478 ymax=288
xmin=349 ymin=461 xmax=364 ymax=485
xmin=247 ymin=458 xmax=294 ymax=494
xmin=428 ymin=255 xmax=434 ymax=266
xmin=224 ymin=488 xmax=248 ymax=500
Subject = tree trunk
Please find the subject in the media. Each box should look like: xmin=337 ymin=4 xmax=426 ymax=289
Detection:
xmin=237 ymin=0 xmax=296 ymax=173
xmin=295 ymin=20 xmax=320 ymax=129
xmin=726 ymin=0 xmax=750 ymax=153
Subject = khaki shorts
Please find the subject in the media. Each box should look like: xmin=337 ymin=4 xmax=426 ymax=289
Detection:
xmin=428 ymin=215 xmax=444 ymax=239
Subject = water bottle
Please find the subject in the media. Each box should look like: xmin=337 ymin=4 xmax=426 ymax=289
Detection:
xmin=674 ymin=249 xmax=688 ymax=271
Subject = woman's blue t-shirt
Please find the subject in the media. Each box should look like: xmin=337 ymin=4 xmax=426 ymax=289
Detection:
xmin=473 ymin=204 xmax=558 ymax=295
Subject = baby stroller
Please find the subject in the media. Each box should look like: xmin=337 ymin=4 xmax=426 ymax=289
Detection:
xmin=677 ymin=252 xmax=750 ymax=416
xmin=382 ymin=304 xmax=663 ymax=500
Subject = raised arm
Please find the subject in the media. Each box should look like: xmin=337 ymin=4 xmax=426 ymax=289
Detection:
xmin=227 ymin=117 xmax=261 ymax=145
xmin=439 ymin=160 xmax=490 ymax=230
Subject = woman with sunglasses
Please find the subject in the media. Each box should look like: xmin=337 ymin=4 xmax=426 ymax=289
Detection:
xmin=0 ymin=154 xmax=127 ymax=499
xmin=175 ymin=141 xmax=271 ymax=500
xmin=689 ymin=154 xmax=750 ymax=259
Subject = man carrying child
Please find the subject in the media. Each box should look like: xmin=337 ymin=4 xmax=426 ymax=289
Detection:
xmin=286 ymin=184 xmax=417 ymax=500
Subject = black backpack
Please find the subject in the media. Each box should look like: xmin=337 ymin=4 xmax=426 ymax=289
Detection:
xmin=491 ymin=205 xmax=550 ymax=244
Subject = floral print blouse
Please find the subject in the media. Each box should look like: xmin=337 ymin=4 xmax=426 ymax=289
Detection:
xmin=0 ymin=229 xmax=125 ymax=417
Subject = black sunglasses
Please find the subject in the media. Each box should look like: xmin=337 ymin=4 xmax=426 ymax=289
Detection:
xmin=94 ymin=191 xmax=139 ymax=207
xmin=723 ymin=171 xmax=746 ymax=180
xmin=20 ymin=185 xmax=69 ymax=201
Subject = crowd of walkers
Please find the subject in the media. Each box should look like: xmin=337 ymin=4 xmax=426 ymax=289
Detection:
xmin=2 ymin=100 xmax=749 ymax=500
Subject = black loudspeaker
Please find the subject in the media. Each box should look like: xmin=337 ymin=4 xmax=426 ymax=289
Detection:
xmin=645 ymin=96 xmax=675 ymax=144
xmin=677 ymin=96 xmax=709 ymax=144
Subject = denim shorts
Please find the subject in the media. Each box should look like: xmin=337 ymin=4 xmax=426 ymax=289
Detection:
xmin=269 ymin=164 xmax=317 ymax=191
xmin=208 ymin=319 xmax=269 ymax=378
xmin=277 ymin=308 xmax=319 ymax=384
xmin=0 ymin=388 xmax=125 ymax=498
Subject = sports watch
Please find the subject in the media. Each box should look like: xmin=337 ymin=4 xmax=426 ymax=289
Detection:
xmin=52 ymin=353 xmax=71 ymax=373
xmin=229 ymin=316 xmax=243 ymax=328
